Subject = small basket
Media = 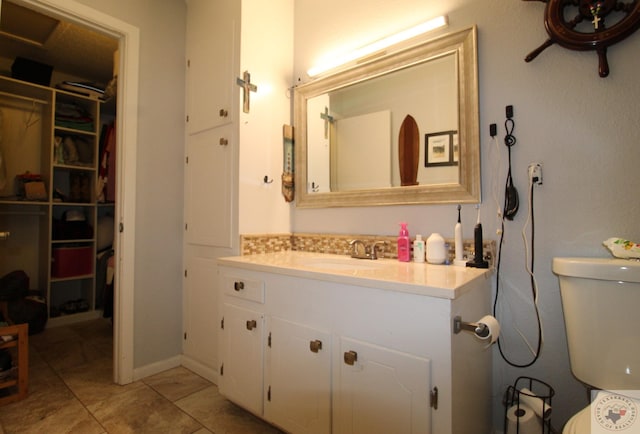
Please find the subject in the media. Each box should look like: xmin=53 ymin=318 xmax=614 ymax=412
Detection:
xmin=504 ymin=376 xmax=555 ymax=434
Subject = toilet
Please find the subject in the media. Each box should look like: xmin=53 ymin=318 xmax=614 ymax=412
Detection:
xmin=553 ymin=257 xmax=640 ymax=433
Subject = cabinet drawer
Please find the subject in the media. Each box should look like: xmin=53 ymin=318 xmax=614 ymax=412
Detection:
xmin=221 ymin=274 xmax=265 ymax=303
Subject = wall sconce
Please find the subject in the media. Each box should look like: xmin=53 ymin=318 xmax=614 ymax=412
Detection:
xmin=307 ymin=15 xmax=448 ymax=78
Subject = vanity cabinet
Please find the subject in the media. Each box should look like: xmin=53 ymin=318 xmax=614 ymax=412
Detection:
xmin=218 ymin=270 xmax=265 ymax=416
xmin=219 ymin=302 xmax=264 ymax=415
xmin=265 ymin=317 xmax=332 ymax=434
xmin=333 ymin=337 xmax=431 ymax=434
xmin=218 ymin=254 xmax=492 ymax=434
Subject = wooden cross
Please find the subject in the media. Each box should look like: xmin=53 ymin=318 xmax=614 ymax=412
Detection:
xmin=236 ymin=70 xmax=257 ymax=113
xmin=320 ymin=106 xmax=334 ymax=139
xmin=592 ymin=14 xmax=601 ymax=30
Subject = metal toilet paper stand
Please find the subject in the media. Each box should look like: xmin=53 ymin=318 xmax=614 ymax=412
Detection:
xmin=504 ymin=376 xmax=555 ymax=434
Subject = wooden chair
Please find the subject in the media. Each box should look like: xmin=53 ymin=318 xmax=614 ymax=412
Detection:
xmin=0 ymin=323 xmax=28 ymax=405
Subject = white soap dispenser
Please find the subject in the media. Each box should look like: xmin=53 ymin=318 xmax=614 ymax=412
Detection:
xmin=426 ymin=233 xmax=446 ymax=264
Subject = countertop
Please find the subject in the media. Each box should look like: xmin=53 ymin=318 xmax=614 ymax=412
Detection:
xmin=218 ymin=251 xmax=492 ymax=299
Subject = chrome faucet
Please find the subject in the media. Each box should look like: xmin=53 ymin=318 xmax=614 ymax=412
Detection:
xmin=349 ymin=240 xmax=369 ymax=259
xmin=370 ymin=241 xmax=387 ymax=259
xmin=349 ymin=240 xmax=386 ymax=260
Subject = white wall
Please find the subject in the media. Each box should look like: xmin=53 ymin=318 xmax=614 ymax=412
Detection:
xmin=71 ymin=0 xmax=187 ymax=368
xmin=294 ymin=0 xmax=640 ymax=429
xmin=238 ymin=0 xmax=293 ymax=235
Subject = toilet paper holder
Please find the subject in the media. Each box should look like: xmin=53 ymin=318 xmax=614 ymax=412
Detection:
xmin=453 ymin=315 xmax=490 ymax=338
xmin=503 ymin=376 xmax=555 ymax=434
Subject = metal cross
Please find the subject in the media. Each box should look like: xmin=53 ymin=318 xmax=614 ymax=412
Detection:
xmin=236 ymin=70 xmax=257 ymax=113
xmin=320 ymin=106 xmax=334 ymax=139
xmin=592 ymin=14 xmax=601 ymax=30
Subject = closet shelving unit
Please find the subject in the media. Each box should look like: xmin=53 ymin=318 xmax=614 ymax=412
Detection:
xmin=0 ymin=75 xmax=109 ymax=326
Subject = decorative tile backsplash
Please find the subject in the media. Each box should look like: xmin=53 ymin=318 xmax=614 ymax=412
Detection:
xmin=240 ymin=234 xmax=292 ymax=255
xmin=240 ymin=233 xmax=495 ymax=267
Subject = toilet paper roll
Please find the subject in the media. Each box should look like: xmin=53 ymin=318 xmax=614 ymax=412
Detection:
xmin=475 ymin=315 xmax=501 ymax=345
xmin=519 ymin=387 xmax=552 ymax=420
xmin=506 ymin=404 xmax=543 ymax=434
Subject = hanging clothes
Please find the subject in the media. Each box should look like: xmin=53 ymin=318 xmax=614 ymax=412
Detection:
xmin=0 ymin=109 xmax=6 ymax=190
xmin=97 ymin=122 xmax=116 ymax=202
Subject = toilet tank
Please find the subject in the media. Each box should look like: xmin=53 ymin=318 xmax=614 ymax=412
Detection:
xmin=553 ymin=257 xmax=640 ymax=390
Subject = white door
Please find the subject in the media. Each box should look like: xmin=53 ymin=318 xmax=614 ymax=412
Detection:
xmin=265 ymin=317 xmax=331 ymax=434
xmin=185 ymin=0 xmax=237 ymax=135
xmin=219 ymin=302 xmax=264 ymax=415
xmin=184 ymin=124 xmax=233 ymax=248
xmin=334 ymin=336 xmax=432 ymax=434
xmin=182 ymin=256 xmax=217 ymax=371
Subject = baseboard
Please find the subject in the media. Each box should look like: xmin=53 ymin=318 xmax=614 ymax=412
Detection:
xmin=181 ymin=355 xmax=218 ymax=384
xmin=132 ymin=355 xmax=182 ymax=381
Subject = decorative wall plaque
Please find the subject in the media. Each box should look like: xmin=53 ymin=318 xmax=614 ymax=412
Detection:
xmin=524 ymin=0 xmax=640 ymax=77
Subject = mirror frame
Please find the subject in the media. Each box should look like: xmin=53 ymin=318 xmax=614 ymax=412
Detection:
xmin=294 ymin=26 xmax=480 ymax=208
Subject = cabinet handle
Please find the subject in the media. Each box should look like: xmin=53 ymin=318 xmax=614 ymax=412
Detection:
xmin=344 ymin=350 xmax=358 ymax=366
xmin=246 ymin=319 xmax=257 ymax=331
xmin=234 ymin=281 xmax=244 ymax=291
xmin=309 ymin=339 xmax=323 ymax=353
xmin=219 ymin=137 xmax=229 ymax=146
xmin=219 ymin=109 xmax=228 ymax=117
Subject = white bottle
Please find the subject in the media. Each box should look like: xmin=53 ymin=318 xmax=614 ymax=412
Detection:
xmin=413 ymin=234 xmax=425 ymax=263
xmin=426 ymin=233 xmax=446 ymax=264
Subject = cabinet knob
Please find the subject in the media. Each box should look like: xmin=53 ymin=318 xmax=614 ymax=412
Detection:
xmin=246 ymin=319 xmax=257 ymax=331
xmin=309 ymin=339 xmax=323 ymax=353
xmin=219 ymin=109 xmax=228 ymax=118
xmin=219 ymin=137 xmax=229 ymax=146
xmin=234 ymin=281 xmax=244 ymax=291
xmin=344 ymin=350 xmax=358 ymax=366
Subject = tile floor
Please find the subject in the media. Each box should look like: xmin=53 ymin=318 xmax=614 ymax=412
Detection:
xmin=0 ymin=318 xmax=284 ymax=433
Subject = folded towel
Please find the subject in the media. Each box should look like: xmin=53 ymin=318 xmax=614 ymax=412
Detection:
xmin=603 ymin=237 xmax=640 ymax=259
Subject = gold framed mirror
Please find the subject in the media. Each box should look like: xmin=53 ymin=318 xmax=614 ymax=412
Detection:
xmin=294 ymin=26 xmax=480 ymax=208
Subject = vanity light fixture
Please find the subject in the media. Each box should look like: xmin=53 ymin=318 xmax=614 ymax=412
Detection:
xmin=307 ymin=15 xmax=448 ymax=78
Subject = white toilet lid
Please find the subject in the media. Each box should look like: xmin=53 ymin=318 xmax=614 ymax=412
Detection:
xmin=563 ymin=405 xmax=590 ymax=434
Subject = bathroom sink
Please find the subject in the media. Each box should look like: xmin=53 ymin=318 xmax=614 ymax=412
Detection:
xmin=298 ymin=256 xmax=383 ymax=271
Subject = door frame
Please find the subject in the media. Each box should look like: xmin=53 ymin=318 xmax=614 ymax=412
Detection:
xmin=13 ymin=0 xmax=138 ymax=384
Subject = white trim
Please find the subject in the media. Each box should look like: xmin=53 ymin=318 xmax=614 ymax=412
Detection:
xmin=19 ymin=0 xmax=139 ymax=385
xmin=133 ymin=355 xmax=182 ymax=381
xmin=113 ymin=25 xmax=139 ymax=386
xmin=181 ymin=355 xmax=219 ymax=384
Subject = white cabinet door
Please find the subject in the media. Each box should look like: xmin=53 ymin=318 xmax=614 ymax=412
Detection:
xmin=219 ymin=302 xmax=264 ymax=415
xmin=333 ymin=336 xmax=432 ymax=434
xmin=183 ymin=255 xmax=218 ymax=370
xmin=264 ymin=317 xmax=331 ymax=434
xmin=185 ymin=0 xmax=237 ymax=135
xmin=184 ymin=124 xmax=233 ymax=248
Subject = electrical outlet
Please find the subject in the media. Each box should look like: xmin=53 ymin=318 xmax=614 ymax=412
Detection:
xmin=528 ymin=163 xmax=543 ymax=185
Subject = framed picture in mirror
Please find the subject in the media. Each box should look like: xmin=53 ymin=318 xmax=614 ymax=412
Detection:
xmin=425 ymin=130 xmax=457 ymax=167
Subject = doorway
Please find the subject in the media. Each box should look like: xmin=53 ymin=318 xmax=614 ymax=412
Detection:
xmin=0 ymin=0 xmax=138 ymax=384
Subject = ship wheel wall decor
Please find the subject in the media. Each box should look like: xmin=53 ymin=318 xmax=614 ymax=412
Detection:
xmin=524 ymin=0 xmax=640 ymax=77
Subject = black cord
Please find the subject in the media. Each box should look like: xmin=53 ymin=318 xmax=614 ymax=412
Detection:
xmin=494 ymin=180 xmax=543 ymax=368
xmin=504 ymin=119 xmax=519 ymax=220
xmin=493 ymin=115 xmax=543 ymax=368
